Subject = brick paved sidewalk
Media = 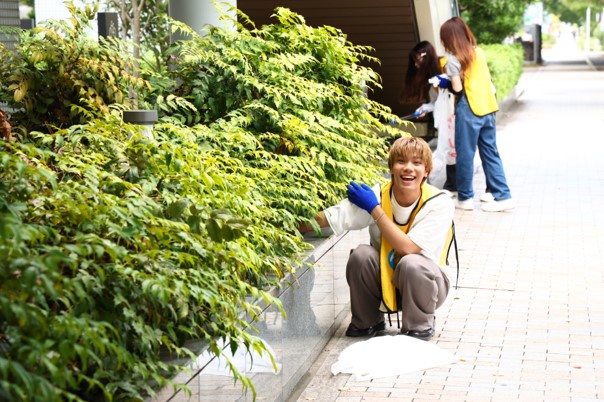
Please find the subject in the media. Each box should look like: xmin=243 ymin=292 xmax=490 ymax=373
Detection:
xmin=292 ymin=45 xmax=604 ymax=402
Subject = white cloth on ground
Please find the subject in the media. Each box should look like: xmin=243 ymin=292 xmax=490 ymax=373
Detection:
xmin=331 ymin=335 xmax=457 ymax=381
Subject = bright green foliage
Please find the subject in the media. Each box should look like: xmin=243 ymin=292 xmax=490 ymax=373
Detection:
xmin=0 ymin=5 xmax=404 ymax=402
xmin=0 ymin=1 xmax=151 ymax=133
xmin=0 ymin=118 xmax=303 ymax=401
xmin=153 ymin=7 xmax=398 ymax=218
xmin=483 ymin=44 xmax=524 ymax=102
xmin=459 ymin=0 xmax=531 ymax=44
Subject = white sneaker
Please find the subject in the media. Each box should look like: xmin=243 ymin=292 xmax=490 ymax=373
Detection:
xmin=442 ymin=190 xmax=457 ymax=198
xmin=455 ymin=198 xmax=474 ymax=211
xmin=480 ymin=192 xmax=494 ymax=203
xmin=481 ymin=198 xmax=516 ymax=212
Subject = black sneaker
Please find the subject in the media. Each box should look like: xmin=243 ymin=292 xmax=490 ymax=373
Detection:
xmin=404 ymin=327 xmax=434 ymax=341
xmin=345 ymin=321 xmax=386 ymax=337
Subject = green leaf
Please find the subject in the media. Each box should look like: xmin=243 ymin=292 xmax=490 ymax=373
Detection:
xmin=206 ymin=218 xmax=221 ymax=242
xmin=165 ymin=199 xmax=189 ymax=219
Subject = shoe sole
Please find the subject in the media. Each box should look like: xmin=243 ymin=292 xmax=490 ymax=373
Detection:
xmin=482 ymin=206 xmax=515 ymax=212
xmin=407 ymin=333 xmax=433 ymax=341
xmin=345 ymin=321 xmax=386 ymax=337
xmin=482 ymin=202 xmax=515 ymax=212
xmin=404 ymin=329 xmax=434 ymax=341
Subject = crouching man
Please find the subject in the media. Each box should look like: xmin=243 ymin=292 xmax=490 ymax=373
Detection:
xmin=303 ymin=137 xmax=455 ymax=340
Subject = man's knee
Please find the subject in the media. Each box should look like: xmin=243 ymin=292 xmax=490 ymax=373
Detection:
xmin=348 ymin=244 xmax=377 ymax=266
xmin=395 ymin=254 xmax=433 ymax=282
xmin=398 ymin=254 xmax=426 ymax=270
xmin=346 ymin=245 xmax=379 ymax=280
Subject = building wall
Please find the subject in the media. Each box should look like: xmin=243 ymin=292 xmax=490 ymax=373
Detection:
xmin=35 ymin=0 xmax=104 ymax=24
xmin=414 ymin=0 xmax=456 ymax=56
xmin=34 ymin=0 xmax=110 ymax=38
xmin=238 ymin=0 xmax=420 ymax=116
xmin=169 ymin=0 xmax=237 ymax=41
xmin=0 ymin=0 xmax=19 ymax=49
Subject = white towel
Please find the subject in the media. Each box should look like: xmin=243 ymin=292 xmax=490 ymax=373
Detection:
xmin=331 ymin=335 xmax=457 ymax=381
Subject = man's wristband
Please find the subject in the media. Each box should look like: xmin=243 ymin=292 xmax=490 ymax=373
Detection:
xmin=374 ymin=212 xmax=386 ymax=223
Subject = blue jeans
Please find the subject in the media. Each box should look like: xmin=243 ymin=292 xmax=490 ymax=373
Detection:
xmin=455 ymin=95 xmax=511 ymax=201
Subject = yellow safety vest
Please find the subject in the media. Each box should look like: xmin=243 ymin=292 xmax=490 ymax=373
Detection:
xmin=463 ymin=47 xmax=499 ymax=117
xmin=439 ymin=56 xmax=447 ymax=73
xmin=379 ymin=182 xmax=454 ymax=312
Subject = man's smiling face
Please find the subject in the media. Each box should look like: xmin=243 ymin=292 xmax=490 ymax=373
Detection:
xmin=390 ymin=153 xmax=428 ymax=194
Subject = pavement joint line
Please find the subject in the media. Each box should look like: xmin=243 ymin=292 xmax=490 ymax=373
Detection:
xmin=455 ymin=286 xmax=516 ymax=292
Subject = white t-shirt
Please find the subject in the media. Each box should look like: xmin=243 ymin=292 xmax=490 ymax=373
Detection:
xmin=324 ymin=184 xmax=455 ymax=278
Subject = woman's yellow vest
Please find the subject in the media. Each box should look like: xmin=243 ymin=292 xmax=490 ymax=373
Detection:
xmin=379 ymin=181 xmax=454 ymax=312
xmin=463 ymin=47 xmax=498 ymax=117
xmin=439 ymin=56 xmax=447 ymax=73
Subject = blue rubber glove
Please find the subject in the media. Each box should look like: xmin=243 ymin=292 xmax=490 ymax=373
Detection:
xmin=347 ymin=181 xmax=379 ymax=214
xmin=429 ymin=74 xmax=451 ymax=89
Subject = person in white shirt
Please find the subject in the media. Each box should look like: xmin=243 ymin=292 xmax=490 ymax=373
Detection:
xmin=303 ymin=137 xmax=455 ymax=340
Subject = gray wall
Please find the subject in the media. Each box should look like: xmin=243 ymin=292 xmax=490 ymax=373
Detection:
xmin=0 ymin=0 xmax=19 ymax=49
xmin=169 ymin=0 xmax=236 ymax=42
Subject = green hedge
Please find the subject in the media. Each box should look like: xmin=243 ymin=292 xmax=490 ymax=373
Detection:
xmin=483 ymin=43 xmax=524 ymax=102
xmin=0 ymin=3 xmax=405 ymax=401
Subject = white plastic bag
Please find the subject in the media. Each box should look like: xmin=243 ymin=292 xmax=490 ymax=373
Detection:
xmin=429 ymin=89 xmax=456 ymax=188
xmin=428 ymin=153 xmax=446 ymax=189
xmin=433 ymin=89 xmax=456 ymax=166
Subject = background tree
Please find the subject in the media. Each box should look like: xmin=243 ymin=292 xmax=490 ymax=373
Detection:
xmin=540 ymin=0 xmax=604 ymax=51
xmin=19 ymin=0 xmax=34 ymax=19
xmin=458 ymin=0 xmax=531 ymax=43
xmin=105 ymin=0 xmax=171 ymax=73
xmin=541 ymin=0 xmax=604 ymax=26
xmin=20 ymin=0 xmax=34 ymax=19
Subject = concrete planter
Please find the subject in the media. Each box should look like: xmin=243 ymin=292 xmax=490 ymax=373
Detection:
xmin=150 ymin=228 xmax=365 ymax=402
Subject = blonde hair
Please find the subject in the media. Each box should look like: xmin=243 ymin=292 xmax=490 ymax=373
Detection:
xmin=388 ymin=136 xmax=433 ymax=175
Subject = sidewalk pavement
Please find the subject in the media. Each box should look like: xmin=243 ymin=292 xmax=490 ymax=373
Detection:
xmin=291 ymin=41 xmax=604 ymax=401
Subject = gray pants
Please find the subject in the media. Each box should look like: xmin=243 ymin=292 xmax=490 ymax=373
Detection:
xmin=346 ymin=244 xmax=450 ymax=332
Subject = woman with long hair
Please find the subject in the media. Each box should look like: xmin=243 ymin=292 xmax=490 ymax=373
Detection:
xmin=439 ymin=17 xmax=514 ymax=212
xmin=400 ymin=41 xmax=457 ymax=194
xmin=400 ymin=40 xmax=441 ymax=106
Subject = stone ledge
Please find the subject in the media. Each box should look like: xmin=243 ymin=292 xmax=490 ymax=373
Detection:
xmin=150 ymin=228 xmax=362 ymax=402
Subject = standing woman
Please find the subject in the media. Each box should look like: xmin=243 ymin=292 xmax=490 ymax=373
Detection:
xmin=438 ymin=17 xmax=514 ymax=212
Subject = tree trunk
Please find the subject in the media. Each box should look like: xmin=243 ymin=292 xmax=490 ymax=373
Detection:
xmin=131 ymin=0 xmax=145 ymax=76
